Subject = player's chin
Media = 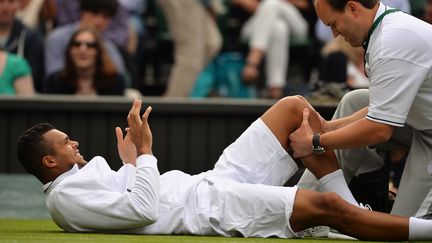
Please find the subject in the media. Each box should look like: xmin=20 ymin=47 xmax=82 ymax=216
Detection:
xmin=76 ymin=154 xmax=85 ymax=164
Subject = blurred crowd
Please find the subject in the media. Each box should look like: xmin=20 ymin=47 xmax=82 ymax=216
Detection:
xmin=0 ymin=0 xmax=430 ymax=99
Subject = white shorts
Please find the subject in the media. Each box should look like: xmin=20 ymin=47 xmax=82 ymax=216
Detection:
xmin=208 ymin=118 xmax=298 ymax=185
xmin=204 ymin=118 xmax=299 ymax=238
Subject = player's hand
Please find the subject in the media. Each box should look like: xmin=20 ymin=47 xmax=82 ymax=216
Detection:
xmin=289 ymin=108 xmax=314 ymax=158
xmin=127 ymin=99 xmax=153 ymax=156
xmin=115 ymin=127 xmax=137 ymax=166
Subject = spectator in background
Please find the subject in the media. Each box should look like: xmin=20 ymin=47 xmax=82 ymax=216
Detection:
xmin=118 ymin=0 xmax=148 ymax=86
xmin=53 ymin=0 xmax=147 ymax=88
xmin=0 ymin=50 xmax=34 ymax=96
xmin=46 ymin=28 xmax=125 ymax=96
xmin=15 ymin=0 xmax=57 ymax=34
xmin=0 ymin=0 xmax=44 ymax=92
xmin=119 ymin=0 xmax=147 ymax=40
xmin=15 ymin=0 xmax=44 ymax=29
xmin=45 ymin=0 xmax=125 ymax=81
xmin=318 ymin=36 xmax=368 ymax=90
xmin=157 ymin=0 xmax=222 ymax=97
xmin=53 ymin=0 xmax=132 ymax=51
xmin=234 ymin=0 xmax=309 ymax=99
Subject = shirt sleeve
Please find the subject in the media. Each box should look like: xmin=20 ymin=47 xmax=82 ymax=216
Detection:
xmin=50 ymin=155 xmax=160 ymax=232
xmin=9 ymin=54 xmax=31 ymax=79
xmin=367 ymin=58 xmax=428 ymax=127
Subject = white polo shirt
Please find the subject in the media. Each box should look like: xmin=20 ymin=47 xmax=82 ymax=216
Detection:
xmin=44 ymin=155 xmax=161 ymax=232
xmin=44 ymin=155 xmax=212 ymax=235
xmin=365 ymin=3 xmax=432 ymax=130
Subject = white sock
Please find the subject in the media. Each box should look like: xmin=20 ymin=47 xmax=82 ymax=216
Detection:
xmin=409 ymin=217 xmax=432 ymax=240
xmin=319 ymin=169 xmax=359 ymax=206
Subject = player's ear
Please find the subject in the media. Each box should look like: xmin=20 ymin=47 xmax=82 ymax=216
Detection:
xmin=346 ymin=1 xmax=358 ymax=15
xmin=42 ymin=155 xmax=56 ymax=168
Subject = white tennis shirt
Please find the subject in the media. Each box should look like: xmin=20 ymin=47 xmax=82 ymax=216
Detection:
xmin=365 ymin=3 xmax=432 ymax=130
xmin=44 ymin=155 xmax=212 ymax=234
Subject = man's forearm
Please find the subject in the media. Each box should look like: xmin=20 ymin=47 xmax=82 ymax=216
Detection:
xmin=321 ymin=118 xmax=395 ymax=149
xmin=324 ymin=107 xmax=369 ymax=132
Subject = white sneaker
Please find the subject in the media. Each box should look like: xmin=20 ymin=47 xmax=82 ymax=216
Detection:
xmin=328 ymin=230 xmax=357 ymax=240
xmin=302 ymin=226 xmax=330 ymax=237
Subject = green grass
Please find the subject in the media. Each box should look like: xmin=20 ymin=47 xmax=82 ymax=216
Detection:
xmin=0 ymin=218 xmax=420 ymax=243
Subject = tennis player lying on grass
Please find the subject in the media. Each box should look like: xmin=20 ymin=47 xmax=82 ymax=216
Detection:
xmin=17 ymin=98 xmax=432 ymax=241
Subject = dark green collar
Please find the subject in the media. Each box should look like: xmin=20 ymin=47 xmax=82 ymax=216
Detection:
xmin=362 ymin=8 xmax=400 ymax=51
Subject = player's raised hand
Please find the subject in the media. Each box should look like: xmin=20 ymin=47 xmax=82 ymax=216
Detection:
xmin=127 ymin=99 xmax=153 ymax=156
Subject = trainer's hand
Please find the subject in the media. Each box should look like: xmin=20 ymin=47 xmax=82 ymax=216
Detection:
xmin=289 ymin=108 xmax=314 ymax=158
xmin=127 ymin=99 xmax=153 ymax=156
xmin=116 ymin=127 xmax=137 ymax=166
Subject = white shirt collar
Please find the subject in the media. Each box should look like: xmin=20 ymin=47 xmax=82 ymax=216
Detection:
xmin=43 ymin=164 xmax=80 ymax=194
xmin=373 ymin=2 xmax=388 ymax=22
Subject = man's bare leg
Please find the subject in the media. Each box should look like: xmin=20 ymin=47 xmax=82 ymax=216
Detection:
xmin=259 ymin=96 xmax=432 ymax=241
xmin=252 ymin=96 xmax=432 ymax=241
xmin=261 ymin=96 xmax=338 ymax=178
xmin=290 ymin=190 xmax=409 ymax=241
xmin=261 ymin=96 xmax=358 ymax=206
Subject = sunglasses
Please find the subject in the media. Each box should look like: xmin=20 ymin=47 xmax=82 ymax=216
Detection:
xmin=71 ymin=41 xmax=97 ymax=49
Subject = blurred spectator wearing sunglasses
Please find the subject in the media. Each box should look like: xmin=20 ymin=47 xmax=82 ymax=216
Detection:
xmin=45 ymin=28 xmax=125 ymax=96
xmin=45 ymin=0 xmax=125 ymax=82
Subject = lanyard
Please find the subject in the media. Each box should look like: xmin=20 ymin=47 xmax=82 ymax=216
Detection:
xmin=362 ymin=8 xmax=400 ymax=51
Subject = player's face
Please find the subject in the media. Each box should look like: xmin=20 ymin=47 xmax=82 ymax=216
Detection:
xmin=315 ymin=0 xmax=367 ymax=47
xmin=43 ymin=129 xmax=85 ymax=170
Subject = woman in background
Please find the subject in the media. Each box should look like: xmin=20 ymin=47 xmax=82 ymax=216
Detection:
xmin=234 ymin=0 xmax=309 ymax=99
xmin=0 ymin=50 xmax=35 ymax=96
xmin=46 ymin=28 xmax=125 ymax=95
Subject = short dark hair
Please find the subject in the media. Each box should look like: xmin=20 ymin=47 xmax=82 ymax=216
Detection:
xmin=80 ymin=0 xmax=118 ymax=17
xmin=327 ymin=0 xmax=378 ymax=12
xmin=16 ymin=123 xmax=55 ymax=182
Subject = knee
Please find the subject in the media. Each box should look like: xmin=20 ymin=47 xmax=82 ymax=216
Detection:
xmin=340 ymin=89 xmax=369 ymax=109
xmin=334 ymin=89 xmax=369 ymax=118
xmin=271 ymin=20 xmax=288 ymax=40
xmin=278 ymin=95 xmax=307 ymax=109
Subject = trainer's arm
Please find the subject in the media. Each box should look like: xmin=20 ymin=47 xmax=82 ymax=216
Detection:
xmin=322 ymin=107 xmax=368 ymax=132
xmin=320 ymin=117 xmax=395 ymax=149
xmin=290 ymin=108 xmax=394 ymax=157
